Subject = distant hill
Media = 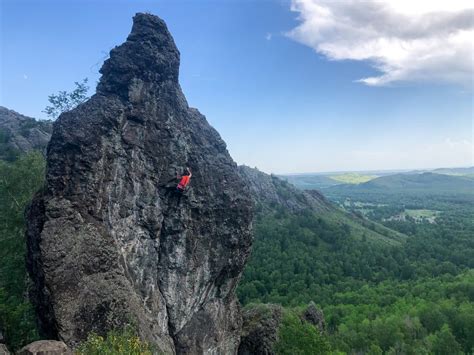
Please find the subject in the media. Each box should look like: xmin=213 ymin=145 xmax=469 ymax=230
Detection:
xmin=431 ymin=167 xmax=474 ymax=176
xmin=281 ymin=172 xmax=378 ymax=189
xmin=280 ymin=173 xmax=341 ymax=190
xmin=240 ymin=166 xmax=331 ymax=212
xmin=0 ymin=106 xmax=52 ymax=161
xmin=240 ymin=166 xmax=405 ymax=246
xmin=326 ymin=172 xmax=474 ymax=196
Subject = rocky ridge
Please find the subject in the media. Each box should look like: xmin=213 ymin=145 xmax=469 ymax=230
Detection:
xmin=0 ymin=107 xmax=52 ymax=160
xmin=238 ymin=165 xmax=331 ymax=213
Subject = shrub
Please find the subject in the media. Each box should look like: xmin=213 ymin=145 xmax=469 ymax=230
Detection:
xmin=76 ymin=326 xmax=153 ymax=355
xmin=275 ymin=310 xmax=331 ymax=355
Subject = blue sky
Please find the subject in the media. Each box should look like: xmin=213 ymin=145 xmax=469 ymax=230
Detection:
xmin=1 ymin=0 xmax=473 ymax=173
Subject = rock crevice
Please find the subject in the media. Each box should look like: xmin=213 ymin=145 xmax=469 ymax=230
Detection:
xmin=27 ymin=13 xmax=253 ymax=355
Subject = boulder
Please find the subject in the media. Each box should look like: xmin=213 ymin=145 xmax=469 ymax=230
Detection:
xmin=301 ymin=301 xmax=325 ymax=333
xmin=238 ymin=304 xmax=282 ymax=355
xmin=17 ymin=340 xmax=70 ymax=355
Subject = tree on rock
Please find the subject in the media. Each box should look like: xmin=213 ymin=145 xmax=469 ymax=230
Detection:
xmin=43 ymin=78 xmax=89 ymax=119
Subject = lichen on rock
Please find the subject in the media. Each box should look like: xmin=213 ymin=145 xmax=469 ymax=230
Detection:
xmin=26 ymin=13 xmax=253 ymax=355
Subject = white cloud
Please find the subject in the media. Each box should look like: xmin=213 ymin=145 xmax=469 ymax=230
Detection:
xmin=23 ymin=74 xmax=28 ymax=80
xmin=265 ymin=33 xmax=273 ymax=40
xmin=287 ymin=0 xmax=474 ymax=86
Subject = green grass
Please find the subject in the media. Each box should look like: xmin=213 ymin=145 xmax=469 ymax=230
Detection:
xmin=329 ymin=173 xmax=377 ymax=184
xmin=76 ymin=326 xmax=154 ymax=355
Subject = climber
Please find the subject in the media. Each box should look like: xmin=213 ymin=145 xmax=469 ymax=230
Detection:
xmin=176 ymin=167 xmax=192 ymax=192
xmin=159 ymin=167 xmax=193 ymax=206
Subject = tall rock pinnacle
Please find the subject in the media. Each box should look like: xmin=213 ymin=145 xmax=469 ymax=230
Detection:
xmin=26 ymin=13 xmax=253 ymax=354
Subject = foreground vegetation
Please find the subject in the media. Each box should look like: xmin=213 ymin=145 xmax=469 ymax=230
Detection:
xmin=76 ymin=326 xmax=153 ymax=355
xmin=0 ymin=152 xmax=44 ymax=350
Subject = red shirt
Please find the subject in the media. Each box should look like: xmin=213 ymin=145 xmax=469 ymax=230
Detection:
xmin=178 ymin=175 xmax=190 ymax=189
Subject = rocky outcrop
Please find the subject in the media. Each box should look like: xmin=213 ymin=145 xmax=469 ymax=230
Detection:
xmin=26 ymin=13 xmax=253 ymax=354
xmin=0 ymin=344 xmax=9 ymax=355
xmin=238 ymin=304 xmax=282 ymax=355
xmin=301 ymin=301 xmax=325 ymax=333
xmin=18 ymin=340 xmax=71 ymax=355
xmin=0 ymin=329 xmax=7 ymax=355
xmin=238 ymin=166 xmax=331 ymax=213
xmin=238 ymin=302 xmax=326 ymax=355
xmin=0 ymin=106 xmax=52 ymax=160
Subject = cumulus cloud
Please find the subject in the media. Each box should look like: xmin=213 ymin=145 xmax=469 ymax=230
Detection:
xmin=287 ymin=0 xmax=474 ymax=86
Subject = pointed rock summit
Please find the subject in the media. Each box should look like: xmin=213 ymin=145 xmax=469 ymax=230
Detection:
xmin=27 ymin=13 xmax=253 ymax=354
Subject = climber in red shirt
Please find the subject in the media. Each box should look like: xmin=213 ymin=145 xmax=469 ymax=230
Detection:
xmin=159 ymin=167 xmax=193 ymax=205
xmin=176 ymin=167 xmax=192 ymax=192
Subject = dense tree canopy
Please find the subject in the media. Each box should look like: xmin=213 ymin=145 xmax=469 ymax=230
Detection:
xmin=0 ymin=152 xmax=44 ymax=350
xmin=238 ymin=183 xmax=474 ymax=354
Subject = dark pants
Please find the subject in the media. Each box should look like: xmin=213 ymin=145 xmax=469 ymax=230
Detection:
xmin=161 ymin=185 xmax=185 ymax=206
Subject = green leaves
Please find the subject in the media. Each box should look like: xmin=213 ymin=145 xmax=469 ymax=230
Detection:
xmin=238 ymin=197 xmax=474 ymax=353
xmin=0 ymin=152 xmax=45 ymax=350
xmin=76 ymin=326 xmax=154 ymax=355
xmin=43 ymin=78 xmax=90 ymax=119
xmin=275 ymin=311 xmax=331 ymax=355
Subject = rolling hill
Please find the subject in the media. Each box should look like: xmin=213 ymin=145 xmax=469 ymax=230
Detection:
xmin=325 ymin=172 xmax=474 ymax=196
xmin=240 ymin=166 xmax=406 ymax=246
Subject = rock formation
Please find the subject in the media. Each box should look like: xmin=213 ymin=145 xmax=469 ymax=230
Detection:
xmin=18 ymin=340 xmax=71 ymax=355
xmin=26 ymin=13 xmax=253 ymax=354
xmin=238 ymin=166 xmax=331 ymax=212
xmin=301 ymin=302 xmax=325 ymax=333
xmin=238 ymin=304 xmax=282 ymax=355
xmin=238 ymin=302 xmax=326 ymax=354
xmin=0 ymin=107 xmax=52 ymax=160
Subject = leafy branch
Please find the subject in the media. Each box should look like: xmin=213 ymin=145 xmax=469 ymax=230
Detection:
xmin=43 ymin=78 xmax=90 ymax=119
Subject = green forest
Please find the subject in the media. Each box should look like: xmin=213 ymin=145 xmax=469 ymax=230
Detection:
xmin=0 ymin=153 xmax=44 ymax=350
xmin=238 ymin=173 xmax=474 ymax=354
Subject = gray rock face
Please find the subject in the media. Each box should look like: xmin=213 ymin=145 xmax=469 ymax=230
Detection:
xmin=26 ymin=13 xmax=253 ymax=354
xmin=238 ymin=166 xmax=331 ymax=213
xmin=0 ymin=107 xmax=52 ymax=160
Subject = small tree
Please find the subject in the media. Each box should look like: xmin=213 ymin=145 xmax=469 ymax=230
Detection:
xmin=43 ymin=78 xmax=90 ymax=119
xmin=431 ymin=324 xmax=462 ymax=355
xmin=275 ymin=311 xmax=331 ymax=355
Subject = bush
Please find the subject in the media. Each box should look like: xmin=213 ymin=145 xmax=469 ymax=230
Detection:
xmin=275 ymin=311 xmax=331 ymax=355
xmin=76 ymin=326 xmax=153 ymax=355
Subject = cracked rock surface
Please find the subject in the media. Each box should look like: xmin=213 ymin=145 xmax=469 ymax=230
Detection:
xmin=26 ymin=13 xmax=253 ymax=355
